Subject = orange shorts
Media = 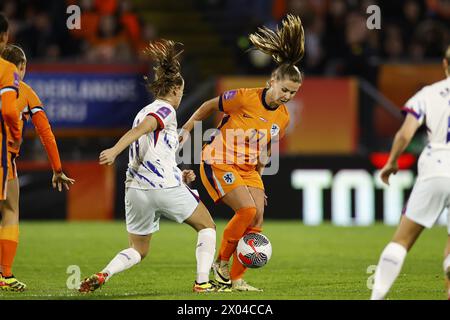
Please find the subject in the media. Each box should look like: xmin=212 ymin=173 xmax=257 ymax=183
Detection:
xmin=0 ymin=152 xmax=15 ymax=200
xmin=200 ymin=161 xmax=264 ymax=203
xmin=7 ymin=152 xmax=18 ymax=181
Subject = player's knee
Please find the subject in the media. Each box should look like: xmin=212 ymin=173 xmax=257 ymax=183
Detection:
xmin=236 ymin=206 xmax=257 ymax=221
xmin=253 ymin=206 xmax=264 ymax=225
xmin=197 ymin=221 xmax=216 ymax=231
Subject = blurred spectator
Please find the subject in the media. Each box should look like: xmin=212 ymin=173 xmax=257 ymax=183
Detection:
xmin=383 ymin=24 xmax=405 ymax=60
xmin=303 ymin=15 xmax=325 ymax=73
xmin=118 ymin=0 xmax=141 ymax=51
xmin=85 ymin=14 xmax=132 ymax=62
xmin=426 ymin=0 xmax=450 ymax=20
xmin=70 ymin=0 xmax=100 ymax=43
xmin=136 ymin=22 xmax=159 ymax=60
xmin=94 ymin=0 xmax=118 ymax=16
xmin=15 ymin=11 xmax=61 ymax=59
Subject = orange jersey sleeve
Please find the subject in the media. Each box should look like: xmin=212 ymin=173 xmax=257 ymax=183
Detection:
xmin=0 ymin=59 xmax=21 ymax=141
xmin=20 ymin=83 xmax=62 ymax=172
xmin=31 ymin=111 xmax=62 ymax=173
xmin=218 ymin=88 xmax=246 ymax=114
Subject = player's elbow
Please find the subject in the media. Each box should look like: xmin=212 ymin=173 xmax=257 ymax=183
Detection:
xmin=2 ymin=106 xmax=19 ymax=123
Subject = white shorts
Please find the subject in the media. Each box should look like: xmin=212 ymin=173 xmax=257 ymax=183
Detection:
xmin=404 ymin=177 xmax=450 ymax=232
xmin=125 ymin=184 xmax=200 ymax=235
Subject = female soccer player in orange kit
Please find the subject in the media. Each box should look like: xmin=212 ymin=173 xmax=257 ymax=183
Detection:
xmin=0 ymin=14 xmax=27 ymax=292
xmin=0 ymin=45 xmax=75 ymax=291
xmin=180 ymin=15 xmax=305 ymax=291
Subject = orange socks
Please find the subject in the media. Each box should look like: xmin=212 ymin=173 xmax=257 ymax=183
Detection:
xmin=230 ymin=226 xmax=262 ymax=280
xmin=219 ymin=207 xmax=257 ymax=261
xmin=0 ymin=225 xmax=19 ymax=277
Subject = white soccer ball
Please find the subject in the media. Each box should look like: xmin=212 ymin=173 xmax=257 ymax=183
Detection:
xmin=236 ymin=232 xmax=272 ymax=268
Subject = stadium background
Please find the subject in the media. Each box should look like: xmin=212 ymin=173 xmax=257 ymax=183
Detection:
xmin=2 ymin=0 xmax=449 ymax=226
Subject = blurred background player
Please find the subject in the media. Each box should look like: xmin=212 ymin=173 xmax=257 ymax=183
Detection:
xmin=180 ymin=15 xmax=304 ymax=291
xmin=371 ymin=45 xmax=450 ymax=300
xmin=78 ymin=39 xmax=222 ymax=293
xmin=0 ymin=44 xmax=75 ymax=291
xmin=0 ymin=13 xmax=22 ymax=292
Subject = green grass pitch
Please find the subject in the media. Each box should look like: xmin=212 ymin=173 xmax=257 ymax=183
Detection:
xmin=0 ymin=220 xmax=448 ymax=300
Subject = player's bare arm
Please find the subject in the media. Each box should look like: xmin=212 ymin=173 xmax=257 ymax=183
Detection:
xmin=380 ymin=114 xmax=421 ymax=185
xmin=179 ymin=97 xmax=220 ymax=144
xmin=100 ymin=115 xmax=159 ymax=165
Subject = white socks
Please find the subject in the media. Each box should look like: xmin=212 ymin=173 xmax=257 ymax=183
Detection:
xmin=102 ymin=248 xmax=142 ymax=281
xmin=196 ymin=228 xmax=216 ymax=284
xmin=371 ymin=242 xmax=407 ymax=300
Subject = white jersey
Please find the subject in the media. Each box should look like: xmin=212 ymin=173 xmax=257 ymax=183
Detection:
xmin=402 ymin=77 xmax=450 ymax=180
xmin=125 ymin=99 xmax=182 ymax=189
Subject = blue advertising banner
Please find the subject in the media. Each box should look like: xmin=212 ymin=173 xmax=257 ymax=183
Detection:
xmin=24 ymin=64 xmax=151 ymax=130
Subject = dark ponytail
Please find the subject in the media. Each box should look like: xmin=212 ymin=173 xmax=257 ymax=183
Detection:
xmin=143 ymin=39 xmax=184 ymax=97
xmin=249 ymin=14 xmax=305 ymax=83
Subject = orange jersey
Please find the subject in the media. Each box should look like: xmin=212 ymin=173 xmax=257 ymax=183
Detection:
xmin=0 ymin=58 xmax=20 ymax=141
xmin=202 ymin=87 xmax=290 ymax=171
xmin=0 ymin=58 xmax=20 ymax=199
xmin=9 ymin=81 xmax=62 ymax=172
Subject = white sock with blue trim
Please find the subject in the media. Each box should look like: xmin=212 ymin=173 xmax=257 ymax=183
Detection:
xmin=371 ymin=242 xmax=407 ymax=300
xmin=102 ymin=248 xmax=142 ymax=281
xmin=196 ymin=228 xmax=216 ymax=284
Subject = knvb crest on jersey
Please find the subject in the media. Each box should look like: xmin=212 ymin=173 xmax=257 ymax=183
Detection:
xmin=223 ymin=172 xmax=235 ymax=185
xmin=270 ymin=124 xmax=280 ymax=137
xmin=156 ymin=106 xmax=171 ymax=119
xmin=223 ymin=90 xmax=237 ymax=101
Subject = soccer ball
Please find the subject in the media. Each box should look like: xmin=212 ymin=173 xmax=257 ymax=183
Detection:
xmin=236 ymin=232 xmax=272 ymax=268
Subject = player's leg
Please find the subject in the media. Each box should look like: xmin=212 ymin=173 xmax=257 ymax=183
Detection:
xmin=215 ymin=186 xmax=256 ymax=285
xmin=230 ymin=186 xmax=265 ymax=292
xmin=156 ymin=183 xmax=219 ymax=292
xmin=0 ymin=177 xmax=25 ymax=292
xmin=184 ymin=200 xmax=219 ymax=292
xmin=200 ymin=162 xmax=257 ymax=285
xmin=78 ymin=232 xmax=147 ymax=293
xmin=0 ymin=156 xmax=10 ymax=278
xmin=101 ymin=232 xmax=149 ymax=279
xmin=444 ymin=235 xmax=450 ymax=299
xmin=79 ymin=188 xmax=153 ymax=293
xmin=371 ymin=215 xmax=424 ymax=300
xmin=371 ymin=179 xmax=447 ymax=300
xmin=444 ymin=207 xmax=450 ymax=300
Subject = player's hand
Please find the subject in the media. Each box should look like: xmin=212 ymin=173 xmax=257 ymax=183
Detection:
xmin=380 ymin=162 xmax=398 ymax=186
xmin=182 ymin=169 xmax=196 ymax=184
xmin=178 ymin=128 xmax=190 ymax=147
xmin=264 ymin=193 xmax=268 ymax=206
xmin=52 ymin=171 xmax=75 ymax=192
xmin=99 ymin=148 xmax=117 ymax=165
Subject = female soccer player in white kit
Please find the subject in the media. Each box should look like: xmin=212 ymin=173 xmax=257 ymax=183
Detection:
xmin=78 ymin=40 xmax=222 ymax=293
xmin=371 ymin=46 xmax=450 ymax=300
